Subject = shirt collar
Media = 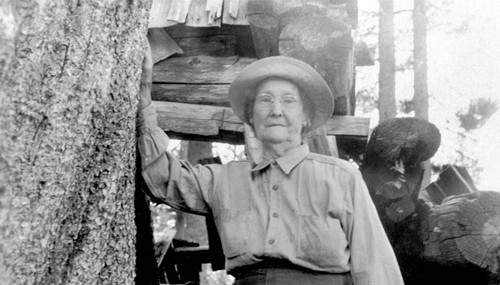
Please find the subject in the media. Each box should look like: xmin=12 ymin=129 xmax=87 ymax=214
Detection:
xmin=251 ymin=144 xmax=309 ymax=175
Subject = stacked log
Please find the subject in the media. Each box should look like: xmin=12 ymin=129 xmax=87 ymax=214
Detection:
xmin=361 ymin=117 xmax=500 ymax=285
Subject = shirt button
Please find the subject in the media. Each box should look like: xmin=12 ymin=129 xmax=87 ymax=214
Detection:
xmin=268 ymin=239 xmax=275 ymax=244
xmin=273 ymin=213 xmax=279 ymax=218
xmin=272 ymin=185 xmax=279 ymax=191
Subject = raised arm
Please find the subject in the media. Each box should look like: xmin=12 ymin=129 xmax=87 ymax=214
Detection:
xmin=139 ymin=36 xmax=153 ymax=110
xmin=136 ymin=35 xmax=214 ymax=215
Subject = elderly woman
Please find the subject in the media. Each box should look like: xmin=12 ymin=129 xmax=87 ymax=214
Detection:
xmin=138 ymin=47 xmax=404 ymax=284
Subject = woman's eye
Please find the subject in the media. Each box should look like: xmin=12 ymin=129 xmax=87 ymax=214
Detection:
xmin=282 ymin=96 xmax=296 ymax=104
xmin=258 ymin=95 xmax=274 ymax=103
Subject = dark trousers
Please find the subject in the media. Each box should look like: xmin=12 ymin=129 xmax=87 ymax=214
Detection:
xmin=231 ymin=261 xmax=353 ymax=285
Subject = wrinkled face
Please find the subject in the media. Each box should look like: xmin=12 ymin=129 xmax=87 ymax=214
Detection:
xmin=250 ymin=77 xmax=310 ymax=147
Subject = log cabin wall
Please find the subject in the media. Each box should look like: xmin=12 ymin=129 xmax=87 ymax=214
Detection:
xmin=148 ymin=0 xmax=370 ymax=160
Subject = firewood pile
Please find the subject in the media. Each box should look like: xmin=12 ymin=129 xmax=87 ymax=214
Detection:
xmin=361 ymin=117 xmax=500 ymax=285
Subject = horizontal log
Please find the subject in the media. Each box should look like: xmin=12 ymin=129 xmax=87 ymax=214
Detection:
xmin=172 ymin=35 xmax=237 ymax=57
xmin=153 ymin=101 xmax=369 ymax=138
xmin=166 ymin=24 xmax=236 ymax=39
xmin=164 ymin=25 xmax=256 ymax=58
xmin=151 ymin=84 xmax=230 ymax=106
xmin=423 ymin=191 xmax=500 ymax=275
xmin=153 ymin=56 xmax=256 ymax=84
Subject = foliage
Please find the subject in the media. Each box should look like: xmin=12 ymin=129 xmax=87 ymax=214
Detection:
xmin=456 ymin=97 xmax=498 ymax=131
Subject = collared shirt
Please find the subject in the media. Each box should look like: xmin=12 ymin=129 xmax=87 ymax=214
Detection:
xmin=137 ymin=104 xmax=404 ymax=285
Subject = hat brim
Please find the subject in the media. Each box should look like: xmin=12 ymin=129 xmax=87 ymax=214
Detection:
xmin=229 ymin=56 xmax=334 ymax=133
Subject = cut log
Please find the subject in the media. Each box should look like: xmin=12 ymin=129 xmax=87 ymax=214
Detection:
xmin=278 ymin=9 xmax=355 ymax=115
xmin=361 ymin=118 xmax=500 ymax=284
xmin=422 ymin=191 xmax=500 ymax=277
xmin=365 ymin=117 xmax=441 ymax=166
xmin=246 ymin=0 xmax=281 ymax=58
xmin=423 ymin=165 xmax=477 ymax=205
xmin=362 ymin=118 xmax=440 ymax=216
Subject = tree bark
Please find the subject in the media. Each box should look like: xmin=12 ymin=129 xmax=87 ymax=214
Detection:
xmin=0 ymin=1 xmax=150 ymax=284
xmin=413 ymin=0 xmax=429 ymax=120
xmin=378 ymin=0 xmax=396 ymax=122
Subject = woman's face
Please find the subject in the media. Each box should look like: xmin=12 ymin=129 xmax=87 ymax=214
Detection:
xmin=251 ymin=78 xmax=310 ymax=147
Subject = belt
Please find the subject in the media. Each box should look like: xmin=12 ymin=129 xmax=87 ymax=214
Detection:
xmin=229 ymin=258 xmax=323 ymax=277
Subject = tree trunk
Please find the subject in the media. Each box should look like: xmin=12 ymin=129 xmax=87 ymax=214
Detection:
xmin=412 ymin=0 xmax=431 ymax=188
xmin=0 ymin=1 xmax=150 ymax=284
xmin=413 ymin=0 xmax=429 ymax=120
xmin=378 ymin=0 xmax=396 ymax=122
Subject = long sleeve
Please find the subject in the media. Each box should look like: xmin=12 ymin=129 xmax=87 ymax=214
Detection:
xmin=136 ymin=103 xmax=215 ymax=215
xmin=344 ymin=171 xmax=405 ymax=285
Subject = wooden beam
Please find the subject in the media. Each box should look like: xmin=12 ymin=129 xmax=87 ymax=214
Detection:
xmin=170 ymin=35 xmax=237 ymax=57
xmin=151 ymin=84 xmax=230 ymax=106
xmin=153 ymin=56 xmax=256 ymax=83
xmin=153 ymin=101 xmax=369 ymax=137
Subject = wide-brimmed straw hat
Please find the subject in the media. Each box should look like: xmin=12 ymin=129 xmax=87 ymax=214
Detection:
xmin=228 ymin=56 xmax=334 ymax=133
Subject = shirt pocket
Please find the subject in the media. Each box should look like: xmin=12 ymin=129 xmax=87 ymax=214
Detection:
xmin=295 ymin=215 xmax=349 ymax=268
xmin=217 ymin=209 xmax=253 ymax=259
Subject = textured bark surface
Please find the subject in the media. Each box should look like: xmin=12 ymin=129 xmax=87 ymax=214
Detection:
xmin=0 ymin=0 xmax=150 ymax=284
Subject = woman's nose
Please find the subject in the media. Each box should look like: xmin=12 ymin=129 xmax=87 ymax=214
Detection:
xmin=270 ymin=100 xmax=284 ymax=116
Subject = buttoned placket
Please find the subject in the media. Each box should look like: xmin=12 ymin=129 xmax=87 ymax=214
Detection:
xmin=264 ymin=160 xmax=283 ymax=253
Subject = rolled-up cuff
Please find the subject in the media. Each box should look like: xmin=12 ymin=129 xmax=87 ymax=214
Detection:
xmin=137 ymin=103 xmax=158 ymax=136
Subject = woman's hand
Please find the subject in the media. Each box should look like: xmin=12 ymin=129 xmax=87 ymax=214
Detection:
xmin=139 ymin=34 xmax=153 ymax=109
